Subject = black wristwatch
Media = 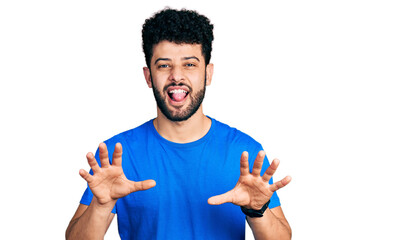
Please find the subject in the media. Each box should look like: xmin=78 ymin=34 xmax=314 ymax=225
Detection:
xmin=240 ymin=199 xmax=271 ymax=218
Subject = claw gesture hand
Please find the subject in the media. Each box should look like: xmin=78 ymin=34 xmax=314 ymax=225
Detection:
xmin=208 ymin=151 xmax=291 ymax=210
xmin=79 ymin=143 xmax=156 ymax=206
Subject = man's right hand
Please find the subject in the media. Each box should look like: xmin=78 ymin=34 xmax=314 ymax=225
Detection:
xmin=79 ymin=142 xmax=156 ymax=207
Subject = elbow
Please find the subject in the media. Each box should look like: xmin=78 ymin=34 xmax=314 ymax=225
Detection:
xmin=284 ymin=223 xmax=292 ymax=239
xmin=65 ymin=219 xmax=78 ymax=240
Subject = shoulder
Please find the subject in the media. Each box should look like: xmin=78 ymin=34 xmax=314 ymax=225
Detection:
xmin=103 ymin=119 xmax=154 ymax=149
xmin=211 ymin=117 xmax=263 ymax=151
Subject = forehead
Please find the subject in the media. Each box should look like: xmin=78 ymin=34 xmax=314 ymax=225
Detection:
xmin=152 ymin=41 xmax=203 ymax=60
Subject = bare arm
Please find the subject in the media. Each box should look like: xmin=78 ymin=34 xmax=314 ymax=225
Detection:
xmin=247 ymin=206 xmax=291 ymax=240
xmin=65 ymin=143 xmax=156 ymax=240
xmin=208 ymin=151 xmax=291 ymax=239
xmin=66 ymin=202 xmax=115 ymax=240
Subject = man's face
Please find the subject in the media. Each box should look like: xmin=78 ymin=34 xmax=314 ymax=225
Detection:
xmin=144 ymin=41 xmax=213 ymax=122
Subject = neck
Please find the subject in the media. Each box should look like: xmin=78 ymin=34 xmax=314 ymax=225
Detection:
xmin=153 ymin=106 xmax=211 ymax=143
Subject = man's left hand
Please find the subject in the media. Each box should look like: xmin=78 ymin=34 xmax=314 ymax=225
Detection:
xmin=208 ymin=151 xmax=291 ymax=210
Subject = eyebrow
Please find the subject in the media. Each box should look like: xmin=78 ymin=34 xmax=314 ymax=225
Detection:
xmin=154 ymin=58 xmax=170 ymax=65
xmin=183 ymin=56 xmax=200 ymax=62
xmin=154 ymin=56 xmax=200 ymax=65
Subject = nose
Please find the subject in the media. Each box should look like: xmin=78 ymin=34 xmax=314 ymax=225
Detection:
xmin=169 ymin=65 xmax=184 ymax=83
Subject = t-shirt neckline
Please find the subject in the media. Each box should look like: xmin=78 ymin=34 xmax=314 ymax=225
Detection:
xmin=149 ymin=116 xmax=215 ymax=148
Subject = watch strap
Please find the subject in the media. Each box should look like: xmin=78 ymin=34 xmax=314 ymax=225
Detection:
xmin=240 ymin=199 xmax=271 ymax=218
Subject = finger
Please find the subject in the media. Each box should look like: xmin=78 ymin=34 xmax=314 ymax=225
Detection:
xmin=207 ymin=190 xmax=234 ymax=205
xmin=79 ymin=169 xmax=94 ymax=183
xmin=262 ymin=158 xmax=280 ymax=182
xmin=130 ymin=179 xmax=156 ymax=192
xmin=112 ymin=143 xmax=123 ymax=167
xmin=252 ymin=150 xmax=266 ymax=177
xmin=98 ymin=143 xmax=110 ymax=168
xmin=86 ymin=152 xmax=101 ymax=173
xmin=269 ymin=175 xmax=292 ymax=192
xmin=240 ymin=151 xmax=250 ymax=176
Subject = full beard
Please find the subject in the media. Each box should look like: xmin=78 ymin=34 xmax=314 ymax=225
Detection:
xmin=151 ymin=77 xmax=206 ymax=122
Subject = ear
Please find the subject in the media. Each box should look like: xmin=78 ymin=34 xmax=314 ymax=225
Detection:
xmin=205 ymin=63 xmax=214 ymax=86
xmin=143 ymin=67 xmax=152 ymax=88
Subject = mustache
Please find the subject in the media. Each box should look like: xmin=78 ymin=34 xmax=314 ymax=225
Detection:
xmin=163 ymin=82 xmax=192 ymax=92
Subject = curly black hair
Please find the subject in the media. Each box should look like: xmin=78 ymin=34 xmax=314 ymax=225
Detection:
xmin=142 ymin=8 xmax=214 ymax=68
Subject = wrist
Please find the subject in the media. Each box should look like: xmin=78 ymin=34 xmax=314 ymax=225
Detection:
xmin=91 ymin=198 xmax=117 ymax=212
xmin=241 ymin=199 xmax=271 ymax=218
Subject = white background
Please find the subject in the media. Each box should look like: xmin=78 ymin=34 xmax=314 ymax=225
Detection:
xmin=1 ymin=0 xmax=404 ymax=239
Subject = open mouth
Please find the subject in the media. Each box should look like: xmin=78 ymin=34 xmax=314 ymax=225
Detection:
xmin=168 ymin=88 xmax=189 ymax=102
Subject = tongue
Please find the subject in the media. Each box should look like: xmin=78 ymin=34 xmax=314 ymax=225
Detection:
xmin=172 ymin=92 xmax=187 ymax=102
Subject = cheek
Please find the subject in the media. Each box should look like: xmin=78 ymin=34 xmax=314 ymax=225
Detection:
xmin=153 ymin=82 xmax=166 ymax=94
xmin=151 ymin=74 xmax=167 ymax=89
xmin=188 ymin=71 xmax=206 ymax=85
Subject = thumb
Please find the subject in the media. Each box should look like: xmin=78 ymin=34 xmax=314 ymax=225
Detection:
xmin=131 ymin=179 xmax=156 ymax=192
xmin=208 ymin=190 xmax=234 ymax=205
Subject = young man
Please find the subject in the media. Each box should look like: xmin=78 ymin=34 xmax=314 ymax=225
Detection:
xmin=66 ymin=8 xmax=291 ymax=240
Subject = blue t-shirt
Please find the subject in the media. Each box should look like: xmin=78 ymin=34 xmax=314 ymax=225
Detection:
xmin=80 ymin=117 xmax=280 ymax=239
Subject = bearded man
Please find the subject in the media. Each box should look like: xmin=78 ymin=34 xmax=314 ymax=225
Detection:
xmin=66 ymin=8 xmax=292 ymax=240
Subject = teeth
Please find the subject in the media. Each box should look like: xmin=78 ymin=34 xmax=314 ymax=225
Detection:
xmin=169 ymin=89 xmax=188 ymax=94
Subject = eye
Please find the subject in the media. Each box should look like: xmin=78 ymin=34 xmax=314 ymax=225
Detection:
xmin=185 ymin=63 xmax=195 ymax=67
xmin=158 ymin=64 xmax=169 ymax=69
